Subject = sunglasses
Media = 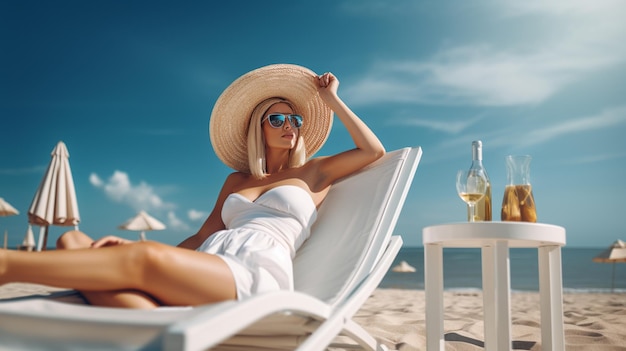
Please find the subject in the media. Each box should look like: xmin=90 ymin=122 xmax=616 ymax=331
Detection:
xmin=263 ymin=113 xmax=304 ymax=129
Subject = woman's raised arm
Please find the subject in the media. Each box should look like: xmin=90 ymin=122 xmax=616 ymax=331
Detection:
xmin=312 ymin=72 xmax=385 ymax=188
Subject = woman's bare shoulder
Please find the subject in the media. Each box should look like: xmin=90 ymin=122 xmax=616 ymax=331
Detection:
xmin=221 ymin=171 xmax=251 ymax=193
xmin=225 ymin=171 xmax=249 ymax=182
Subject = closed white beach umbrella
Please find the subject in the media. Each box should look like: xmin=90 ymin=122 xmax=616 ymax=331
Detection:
xmin=28 ymin=141 xmax=80 ymax=251
xmin=0 ymin=198 xmax=19 ymax=217
xmin=119 ymin=210 xmax=166 ymax=241
xmin=20 ymin=225 xmax=36 ymax=251
xmin=593 ymin=239 xmax=626 ymax=291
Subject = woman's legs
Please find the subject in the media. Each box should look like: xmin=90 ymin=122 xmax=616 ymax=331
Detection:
xmin=0 ymin=230 xmax=236 ymax=307
xmin=56 ymin=230 xmax=160 ymax=308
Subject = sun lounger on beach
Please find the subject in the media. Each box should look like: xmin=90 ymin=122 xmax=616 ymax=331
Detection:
xmin=0 ymin=146 xmax=422 ymax=351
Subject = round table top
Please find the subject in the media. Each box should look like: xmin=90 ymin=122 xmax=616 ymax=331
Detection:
xmin=422 ymin=222 xmax=566 ymax=248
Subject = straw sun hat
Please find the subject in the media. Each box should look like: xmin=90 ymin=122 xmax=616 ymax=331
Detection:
xmin=209 ymin=64 xmax=333 ymax=173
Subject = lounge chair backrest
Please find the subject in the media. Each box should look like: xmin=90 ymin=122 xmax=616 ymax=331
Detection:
xmin=293 ymin=147 xmax=421 ymax=307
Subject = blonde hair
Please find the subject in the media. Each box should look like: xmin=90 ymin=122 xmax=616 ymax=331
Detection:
xmin=247 ymin=97 xmax=306 ymax=179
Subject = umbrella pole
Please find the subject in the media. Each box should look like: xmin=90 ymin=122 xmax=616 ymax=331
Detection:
xmin=36 ymin=226 xmax=48 ymax=252
xmin=42 ymin=226 xmax=49 ymax=251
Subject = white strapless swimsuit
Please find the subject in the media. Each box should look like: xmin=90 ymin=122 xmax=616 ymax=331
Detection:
xmin=196 ymin=185 xmax=317 ymax=300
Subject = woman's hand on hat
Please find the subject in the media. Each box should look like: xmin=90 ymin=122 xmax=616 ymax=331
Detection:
xmin=317 ymin=72 xmax=339 ymax=98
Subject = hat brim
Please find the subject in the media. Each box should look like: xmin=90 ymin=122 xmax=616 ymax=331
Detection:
xmin=209 ymin=64 xmax=333 ymax=173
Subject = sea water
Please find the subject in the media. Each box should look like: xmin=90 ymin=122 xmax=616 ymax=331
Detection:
xmin=382 ymin=247 xmax=626 ymax=293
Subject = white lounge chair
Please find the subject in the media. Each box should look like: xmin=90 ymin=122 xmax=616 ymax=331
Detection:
xmin=0 ymin=146 xmax=422 ymax=351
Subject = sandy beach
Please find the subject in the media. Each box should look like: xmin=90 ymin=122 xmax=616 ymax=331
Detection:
xmin=354 ymin=289 xmax=626 ymax=351
xmin=1 ymin=284 xmax=625 ymax=350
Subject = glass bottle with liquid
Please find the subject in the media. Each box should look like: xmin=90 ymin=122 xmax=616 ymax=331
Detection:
xmin=501 ymin=155 xmax=537 ymax=222
xmin=466 ymin=141 xmax=492 ymax=221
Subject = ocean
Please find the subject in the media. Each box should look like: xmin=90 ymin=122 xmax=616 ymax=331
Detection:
xmin=381 ymin=247 xmax=626 ymax=293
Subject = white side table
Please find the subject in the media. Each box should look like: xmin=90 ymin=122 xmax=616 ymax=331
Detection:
xmin=422 ymin=222 xmax=566 ymax=351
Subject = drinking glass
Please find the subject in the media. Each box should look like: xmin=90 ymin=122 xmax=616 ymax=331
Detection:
xmin=456 ymin=170 xmax=488 ymax=222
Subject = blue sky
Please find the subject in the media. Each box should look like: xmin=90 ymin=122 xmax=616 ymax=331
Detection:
xmin=1 ymin=0 xmax=625 ymax=248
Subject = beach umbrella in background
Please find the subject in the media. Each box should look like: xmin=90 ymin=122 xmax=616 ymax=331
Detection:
xmin=1 ymin=197 xmax=19 ymax=249
xmin=27 ymin=141 xmax=80 ymax=251
xmin=0 ymin=198 xmax=19 ymax=217
xmin=392 ymin=260 xmax=417 ymax=273
xmin=118 ymin=210 xmax=166 ymax=241
xmin=18 ymin=225 xmax=36 ymax=251
xmin=593 ymin=239 xmax=626 ymax=292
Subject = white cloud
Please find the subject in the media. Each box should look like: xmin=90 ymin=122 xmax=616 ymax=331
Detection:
xmin=390 ymin=114 xmax=483 ymax=134
xmin=167 ymin=211 xmax=190 ymax=231
xmin=89 ymin=173 xmax=103 ymax=187
xmin=500 ymin=0 xmax=624 ymax=17
xmin=489 ymin=105 xmax=626 ymax=148
xmin=345 ymin=0 xmax=625 ymax=107
xmin=90 ymin=171 xmax=200 ymax=234
xmin=346 ymin=42 xmax=620 ymax=106
xmin=522 ymin=106 xmax=626 ymax=146
xmin=499 ymin=0 xmax=626 ymax=58
xmin=90 ymin=170 xmax=175 ymax=213
xmin=188 ymin=209 xmax=208 ymax=221
xmin=564 ymin=152 xmax=626 ymax=165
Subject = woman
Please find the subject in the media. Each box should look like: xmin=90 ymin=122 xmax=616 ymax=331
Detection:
xmin=0 ymin=64 xmax=384 ymax=309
